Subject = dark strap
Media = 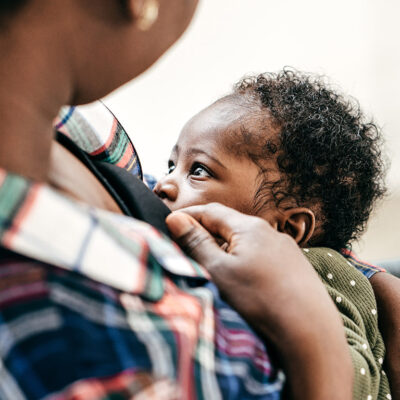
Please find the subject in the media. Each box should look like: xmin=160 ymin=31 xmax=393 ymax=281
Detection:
xmin=56 ymin=132 xmax=171 ymax=236
xmin=94 ymin=162 xmax=171 ymax=235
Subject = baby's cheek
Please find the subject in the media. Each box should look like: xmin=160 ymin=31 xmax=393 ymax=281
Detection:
xmin=226 ymin=195 xmax=256 ymax=216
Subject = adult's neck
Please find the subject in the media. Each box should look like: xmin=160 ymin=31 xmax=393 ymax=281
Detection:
xmin=0 ymin=20 xmax=72 ymax=182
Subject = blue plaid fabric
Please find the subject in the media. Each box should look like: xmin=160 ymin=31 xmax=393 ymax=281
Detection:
xmin=0 ymin=168 xmax=283 ymax=400
xmin=340 ymin=249 xmax=386 ymax=279
xmin=0 ymin=103 xmax=387 ymax=399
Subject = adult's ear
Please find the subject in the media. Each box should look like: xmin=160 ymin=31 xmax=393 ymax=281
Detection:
xmin=278 ymin=208 xmax=315 ymax=247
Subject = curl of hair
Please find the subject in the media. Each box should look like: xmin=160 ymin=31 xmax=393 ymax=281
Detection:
xmin=234 ymin=69 xmax=387 ymax=250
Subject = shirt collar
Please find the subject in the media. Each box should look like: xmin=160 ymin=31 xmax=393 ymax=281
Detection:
xmin=54 ymin=102 xmax=143 ymax=179
xmin=0 ymin=169 xmax=209 ymax=301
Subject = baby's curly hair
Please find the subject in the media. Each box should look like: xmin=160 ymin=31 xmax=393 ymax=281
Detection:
xmin=232 ymin=69 xmax=387 ymax=250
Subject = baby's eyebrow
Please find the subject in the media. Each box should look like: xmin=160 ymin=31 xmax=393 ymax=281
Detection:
xmin=187 ymin=148 xmax=227 ymax=169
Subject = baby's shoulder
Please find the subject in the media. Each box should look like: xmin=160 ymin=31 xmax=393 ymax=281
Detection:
xmin=303 ymin=247 xmax=389 ymax=397
xmin=303 ymin=247 xmax=365 ymax=277
xmin=302 ymin=247 xmax=374 ymax=301
xmin=304 ymin=247 xmax=380 ymax=344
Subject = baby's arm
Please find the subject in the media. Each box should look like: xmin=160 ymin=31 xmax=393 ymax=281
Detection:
xmin=370 ymin=272 xmax=400 ymax=400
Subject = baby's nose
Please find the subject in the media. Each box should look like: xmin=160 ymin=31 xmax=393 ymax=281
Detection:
xmin=153 ymin=175 xmax=178 ymax=202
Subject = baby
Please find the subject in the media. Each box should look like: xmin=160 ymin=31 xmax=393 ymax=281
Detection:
xmin=154 ymin=69 xmax=391 ymax=398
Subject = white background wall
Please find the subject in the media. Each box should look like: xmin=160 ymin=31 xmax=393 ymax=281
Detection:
xmin=104 ymin=0 xmax=400 ymax=261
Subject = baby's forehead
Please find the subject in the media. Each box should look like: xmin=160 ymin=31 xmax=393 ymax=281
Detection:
xmin=180 ymin=96 xmax=273 ymax=151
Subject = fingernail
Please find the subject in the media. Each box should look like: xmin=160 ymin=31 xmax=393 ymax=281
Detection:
xmin=166 ymin=212 xmax=193 ymax=237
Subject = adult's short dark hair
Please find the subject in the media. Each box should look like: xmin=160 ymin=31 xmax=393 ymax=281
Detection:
xmin=0 ymin=0 xmax=28 ymax=27
xmin=233 ymin=69 xmax=387 ymax=250
xmin=0 ymin=0 xmax=28 ymax=17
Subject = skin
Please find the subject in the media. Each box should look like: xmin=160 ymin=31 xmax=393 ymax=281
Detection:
xmin=0 ymin=1 xmax=355 ymax=398
xmin=0 ymin=0 xmax=198 ymax=183
xmin=154 ymin=100 xmax=263 ymax=214
xmin=156 ymin=100 xmax=356 ymax=398
xmin=154 ymin=98 xmax=316 ymax=243
xmin=49 ymin=142 xmax=123 ymax=214
xmin=370 ymin=272 xmax=400 ymax=399
xmin=159 ymin=96 xmax=400 ymax=396
xmin=166 ymin=206 xmax=353 ymax=400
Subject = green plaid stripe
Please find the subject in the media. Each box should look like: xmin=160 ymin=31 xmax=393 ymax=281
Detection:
xmin=0 ymin=174 xmax=30 ymax=238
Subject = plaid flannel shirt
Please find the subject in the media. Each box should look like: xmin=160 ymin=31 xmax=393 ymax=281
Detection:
xmin=0 ymin=103 xmax=284 ymax=400
xmin=0 ymin=102 xmax=385 ymax=399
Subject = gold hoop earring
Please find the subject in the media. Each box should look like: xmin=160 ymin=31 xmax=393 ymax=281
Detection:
xmin=137 ymin=0 xmax=159 ymax=31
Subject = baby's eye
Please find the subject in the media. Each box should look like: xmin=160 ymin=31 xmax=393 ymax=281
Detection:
xmin=190 ymin=163 xmax=212 ymax=178
xmin=167 ymin=161 xmax=176 ymax=174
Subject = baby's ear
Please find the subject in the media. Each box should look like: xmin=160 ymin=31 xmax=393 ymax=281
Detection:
xmin=278 ymin=208 xmax=315 ymax=247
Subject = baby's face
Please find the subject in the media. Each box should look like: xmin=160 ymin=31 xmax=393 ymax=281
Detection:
xmin=154 ymin=100 xmax=263 ymax=215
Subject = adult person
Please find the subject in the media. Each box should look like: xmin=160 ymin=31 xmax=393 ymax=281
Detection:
xmin=0 ymin=0 xmax=372 ymax=398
